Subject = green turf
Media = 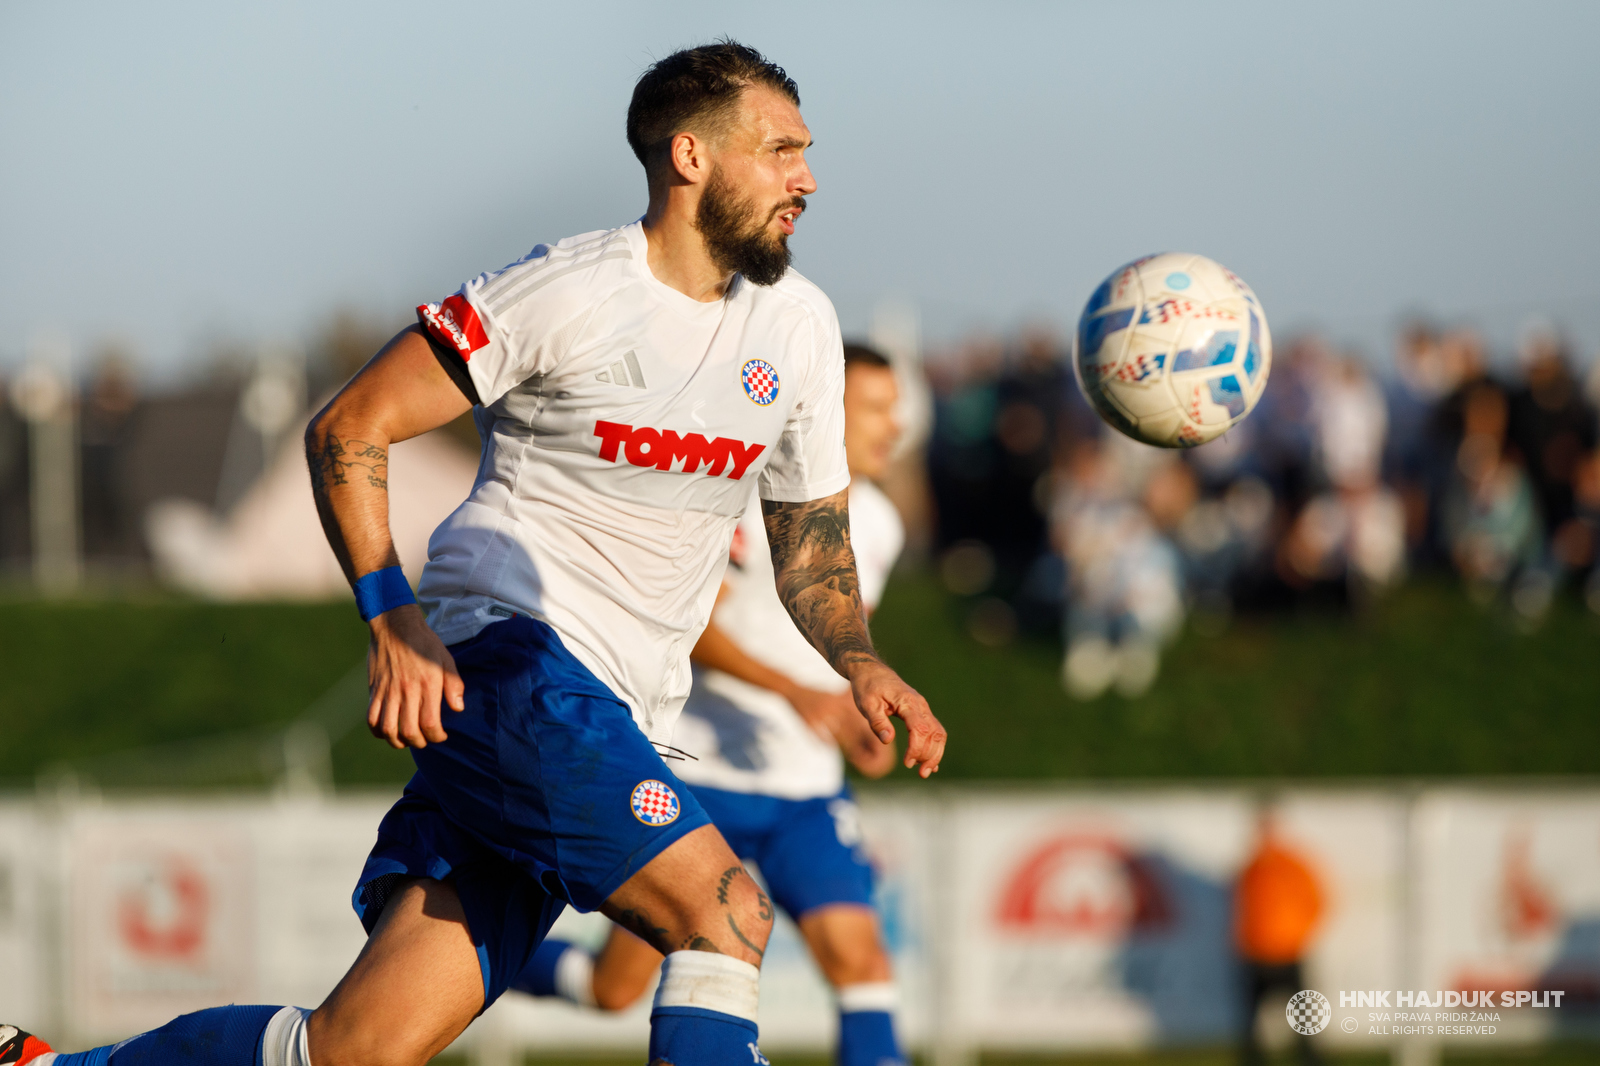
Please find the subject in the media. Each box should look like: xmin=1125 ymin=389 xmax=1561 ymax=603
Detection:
xmin=869 ymin=573 xmax=1600 ymax=781
xmin=3 ymin=574 xmax=1598 ymax=791
xmin=0 ymin=597 xmax=379 ymax=789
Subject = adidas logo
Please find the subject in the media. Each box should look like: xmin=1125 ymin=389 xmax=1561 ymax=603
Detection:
xmin=597 ymin=350 xmax=646 ymax=389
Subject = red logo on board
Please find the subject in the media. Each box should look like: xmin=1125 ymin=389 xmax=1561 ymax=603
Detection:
xmin=418 ymin=293 xmax=489 ymax=360
xmin=117 ymin=853 xmax=210 ymax=961
xmin=994 ymin=832 xmax=1172 ymax=937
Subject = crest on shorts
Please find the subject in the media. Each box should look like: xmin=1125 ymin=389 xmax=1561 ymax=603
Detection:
xmin=631 ymin=779 xmax=681 ymax=826
xmin=740 ymin=359 xmax=780 ymax=406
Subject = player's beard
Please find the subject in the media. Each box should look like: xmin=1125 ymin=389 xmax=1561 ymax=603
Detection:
xmin=696 ymin=165 xmax=801 ymax=287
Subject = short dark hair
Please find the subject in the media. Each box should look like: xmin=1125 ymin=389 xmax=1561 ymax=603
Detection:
xmin=842 ymin=343 xmax=892 ymax=371
xmin=627 ymin=40 xmax=799 ymax=173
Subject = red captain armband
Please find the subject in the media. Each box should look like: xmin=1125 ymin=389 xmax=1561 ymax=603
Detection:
xmin=417 ymin=293 xmax=489 ymax=360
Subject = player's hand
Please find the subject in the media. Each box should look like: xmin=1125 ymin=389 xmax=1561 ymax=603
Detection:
xmin=849 ymin=661 xmax=946 ymax=778
xmin=835 ymin=708 xmax=898 ymax=778
xmin=366 ymin=604 xmax=466 ymax=749
xmin=788 ymin=685 xmax=896 ymax=776
xmin=784 ymin=685 xmax=858 ymax=741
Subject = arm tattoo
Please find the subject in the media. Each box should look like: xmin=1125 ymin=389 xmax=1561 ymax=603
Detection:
xmin=762 ymin=491 xmax=880 ymax=677
xmin=309 ymin=433 xmax=388 ymax=492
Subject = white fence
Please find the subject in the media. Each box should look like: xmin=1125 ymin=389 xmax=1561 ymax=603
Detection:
xmin=0 ymin=785 xmax=1597 ymax=1060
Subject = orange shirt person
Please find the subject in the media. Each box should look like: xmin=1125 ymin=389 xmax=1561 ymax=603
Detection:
xmin=1235 ymin=833 xmax=1324 ymax=964
xmin=1235 ymin=815 xmax=1327 ymax=1066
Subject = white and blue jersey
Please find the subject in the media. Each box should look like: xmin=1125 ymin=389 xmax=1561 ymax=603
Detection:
xmin=415 ymin=220 xmax=850 ymax=741
xmin=354 ymin=222 xmax=852 ymax=1006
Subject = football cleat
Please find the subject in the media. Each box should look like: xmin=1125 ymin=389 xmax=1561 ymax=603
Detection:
xmin=0 ymin=1024 xmax=53 ymax=1064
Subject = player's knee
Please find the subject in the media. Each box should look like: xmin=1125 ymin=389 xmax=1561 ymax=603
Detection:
xmin=736 ymin=896 xmax=775 ymax=955
xmin=706 ymin=869 xmax=773 ymax=960
xmin=308 ymin=1010 xmax=433 ymax=1066
xmin=803 ymin=910 xmax=891 ymax=987
xmin=594 ymin=974 xmax=650 ymax=1012
xmin=735 ymin=877 xmax=775 ymax=942
xmin=824 ymin=938 xmax=892 ymax=987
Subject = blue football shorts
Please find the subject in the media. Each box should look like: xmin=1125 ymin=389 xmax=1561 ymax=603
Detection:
xmin=690 ymin=784 xmax=876 ymax=920
xmin=350 ymin=615 xmax=711 ymax=1006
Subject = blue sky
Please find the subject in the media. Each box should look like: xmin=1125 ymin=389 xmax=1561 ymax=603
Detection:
xmin=3 ymin=1 xmax=1597 ymax=380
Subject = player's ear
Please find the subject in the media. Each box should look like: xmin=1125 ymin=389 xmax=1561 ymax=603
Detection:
xmin=669 ymin=130 xmax=710 ymax=186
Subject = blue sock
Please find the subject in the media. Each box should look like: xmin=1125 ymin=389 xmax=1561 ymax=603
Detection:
xmin=51 ymin=1005 xmax=282 ymax=1066
xmin=838 ymin=1008 xmax=903 ymax=1066
xmin=43 ymin=1048 xmax=113 ymax=1066
xmin=838 ymin=1011 xmax=902 ymax=1062
xmin=649 ymin=1007 xmax=765 ymax=1065
xmin=511 ymin=936 xmax=575 ymax=997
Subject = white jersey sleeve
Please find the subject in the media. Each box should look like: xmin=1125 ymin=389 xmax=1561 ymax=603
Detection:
xmin=846 ymin=479 xmax=905 ymax=609
xmin=755 ymin=288 xmax=850 ymax=504
xmin=418 ymin=230 xmax=628 ymax=408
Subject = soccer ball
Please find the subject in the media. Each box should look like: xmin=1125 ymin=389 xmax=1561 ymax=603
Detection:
xmin=1072 ymin=253 xmax=1272 ymax=448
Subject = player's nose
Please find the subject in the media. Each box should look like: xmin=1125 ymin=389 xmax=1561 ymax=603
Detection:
xmin=792 ymin=158 xmax=817 ymax=196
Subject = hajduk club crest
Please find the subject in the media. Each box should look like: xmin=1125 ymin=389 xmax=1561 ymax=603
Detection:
xmin=741 ymin=359 xmax=780 ymax=406
xmin=631 ymin=779 xmax=681 ymax=826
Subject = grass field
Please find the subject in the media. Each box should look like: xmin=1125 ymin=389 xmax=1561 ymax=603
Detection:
xmin=872 ymin=574 xmax=1600 ymax=780
xmin=3 ymin=574 xmax=1598 ymax=790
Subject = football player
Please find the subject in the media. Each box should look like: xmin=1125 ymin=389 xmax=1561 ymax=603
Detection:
xmin=6 ymin=41 xmax=944 ymax=1066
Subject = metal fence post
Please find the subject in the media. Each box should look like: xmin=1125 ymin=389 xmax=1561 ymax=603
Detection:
xmin=1394 ymin=786 xmax=1439 ymax=1066
xmin=13 ymin=338 xmax=81 ymax=595
xmin=930 ymin=790 xmax=975 ymax=1066
xmin=33 ymin=772 xmax=77 ymax=1047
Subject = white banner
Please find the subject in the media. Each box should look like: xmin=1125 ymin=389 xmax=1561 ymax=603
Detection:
xmin=58 ymin=797 xmax=388 ymax=1044
xmin=1413 ymin=789 xmax=1600 ymax=1044
xmin=0 ymin=802 xmax=46 ymax=1036
xmin=942 ymin=790 xmax=1253 ymax=1050
xmin=0 ymin=785 xmax=1591 ymax=1056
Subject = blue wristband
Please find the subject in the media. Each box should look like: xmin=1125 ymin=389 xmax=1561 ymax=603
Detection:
xmin=353 ymin=565 xmax=417 ymax=622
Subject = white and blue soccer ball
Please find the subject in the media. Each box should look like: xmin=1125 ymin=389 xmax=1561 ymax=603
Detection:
xmin=1073 ymin=253 xmax=1271 ymax=448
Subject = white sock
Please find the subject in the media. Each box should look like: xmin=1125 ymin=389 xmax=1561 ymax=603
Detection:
xmin=652 ymin=950 xmax=761 ymax=1023
xmin=837 ymin=981 xmax=897 ymax=1013
xmin=554 ymin=944 xmax=598 ymax=1008
xmin=260 ymin=1006 xmax=314 ymax=1066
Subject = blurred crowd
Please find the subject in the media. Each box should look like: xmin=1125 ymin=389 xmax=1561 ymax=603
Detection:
xmin=5 ymin=311 xmax=1599 ymax=704
xmin=922 ymin=320 xmax=1600 ymax=698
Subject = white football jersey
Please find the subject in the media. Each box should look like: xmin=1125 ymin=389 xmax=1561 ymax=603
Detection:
xmin=671 ymin=478 xmax=904 ymax=799
xmin=414 ymin=222 xmax=850 ymax=741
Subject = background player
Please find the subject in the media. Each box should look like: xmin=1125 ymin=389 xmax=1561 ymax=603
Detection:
xmin=3 ymin=41 xmax=946 ymax=1066
xmin=516 ymin=343 xmax=912 ymax=1066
